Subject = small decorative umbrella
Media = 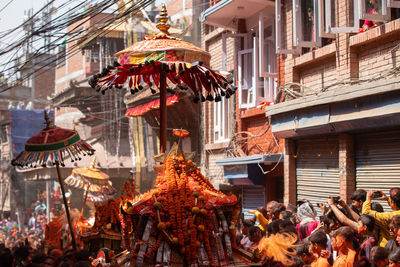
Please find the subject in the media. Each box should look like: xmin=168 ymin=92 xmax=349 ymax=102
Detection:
xmin=64 ymin=158 xmax=116 ymax=214
xmin=12 ymin=111 xmax=95 ymax=250
xmin=88 ymin=4 xmax=236 ymax=153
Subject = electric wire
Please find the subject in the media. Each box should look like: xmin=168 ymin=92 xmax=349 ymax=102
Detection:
xmin=0 ymin=0 xmax=14 ymax=14
xmin=0 ymin=0 xmax=154 ymax=93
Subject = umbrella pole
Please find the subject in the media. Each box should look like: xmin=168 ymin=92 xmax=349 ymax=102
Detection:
xmin=55 ymin=162 xmax=77 ymax=251
xmin=159 ymin=69 xmax=167 ymax=153
xmin=81 ymin=189 xmax=89 ymax=216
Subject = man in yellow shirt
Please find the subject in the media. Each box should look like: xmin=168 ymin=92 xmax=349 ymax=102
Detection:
xmin=362 ymin=188 xmax=400 ymax=247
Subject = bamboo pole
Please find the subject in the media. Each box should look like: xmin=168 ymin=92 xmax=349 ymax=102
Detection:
xmin=55 ymin=162 xmax=77 ymax=250
xmin=159 ymin=69 xmax=167 ymax=153
xmin=81 ymin=189 xmax=89 ymax=217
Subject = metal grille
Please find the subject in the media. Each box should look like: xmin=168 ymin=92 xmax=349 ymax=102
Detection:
xmin=356 ymin=130 xmax=400 ymax=211
xmin=296 ymin=137 xmax=340 ymax=214
xmin=242 ymin=185 xmax=265 ymax=220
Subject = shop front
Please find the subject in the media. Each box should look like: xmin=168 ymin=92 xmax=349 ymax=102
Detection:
xmin=265 ymin=78 xmax=400 ymax=205
xmin=216 ymin=154 xmax=283 ymax=219
xmin=295 ymin=136 xmax=340 ymax=211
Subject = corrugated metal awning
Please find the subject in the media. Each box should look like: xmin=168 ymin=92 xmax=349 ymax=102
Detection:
xmin=215 ymin=154 xmax=283 ymax=166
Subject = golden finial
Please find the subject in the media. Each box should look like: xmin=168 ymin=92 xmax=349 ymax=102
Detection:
xmin=44 ymin=110 xmax=53 ymax=129
xmin=156 ymin=4 xmax=170 ymax=35
xmin=89 ymin=157 xmax=97 ymax=169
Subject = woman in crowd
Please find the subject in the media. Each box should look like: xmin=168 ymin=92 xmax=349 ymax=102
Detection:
xmin=297 ymin=201 xmax=319 ymax=240
xmin=386 ymin=215 xmax=400 ymax=253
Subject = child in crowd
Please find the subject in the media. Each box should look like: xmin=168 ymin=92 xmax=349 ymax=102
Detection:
xmin=370 ymin=246 xmax=389 ymax=267
xmin=309 ymin=229 xmax=331 ymax=267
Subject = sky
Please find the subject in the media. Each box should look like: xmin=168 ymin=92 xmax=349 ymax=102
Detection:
xmin=0 ymin=0 xmax=163 ymax=77
xmin=0 ymin=0 xmax=109 ymax=77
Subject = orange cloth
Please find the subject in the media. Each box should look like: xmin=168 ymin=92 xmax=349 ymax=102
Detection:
xmin=311 ymin=257 xmax=331 ymax=267
xmin=333 ymin=249 xmax=356 ymax=267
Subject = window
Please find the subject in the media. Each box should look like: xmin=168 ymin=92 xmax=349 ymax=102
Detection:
xmin=318 ymin=0 xmax=336 ymax=37
xmin=360 ymin=0 xmax=390 ymax=21
xmin=259 ymin=16 xmax=278 ymax=103
xmin=276 ymin=0 xmax=302 ymax=53
xmin=205 ymin=24 xmax=217 ymax=35
xmin=293 ymin=0 xmax=321 ymax=47
xmin=214 ymin=97 xmax=230 ymax=142
xmin=238 ymin=48 xmax=255 ymax=108
xmin=85 ymin=45 xmax=99 ymax=63
xmin=323 ymin=0 xmax=360 ymax=33
xmin=323 ymin=0 xmax=400 ymax=33
xmin=238 ymin=16 xmax=278 ymax=108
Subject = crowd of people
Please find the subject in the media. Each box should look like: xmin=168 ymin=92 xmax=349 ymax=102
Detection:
xmin=237 ymin=188 xmax=400 ymax=266
xmin=0 ymin=244 xmax=95 ymax=267
xmin=1 ymin=188 xmax=400 ymax=266
xmin=0 ymin=199 xmax=51 ymax=250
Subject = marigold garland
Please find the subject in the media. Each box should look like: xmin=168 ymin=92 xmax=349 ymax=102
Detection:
xmin=120 ymin=147 xmax=238 ymax=265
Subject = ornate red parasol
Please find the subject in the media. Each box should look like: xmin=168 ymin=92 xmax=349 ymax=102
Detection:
xmin=12 ymin=111 xmax=95 ymax=250
xmin=88 ymin=4 xmax=236 ymax=153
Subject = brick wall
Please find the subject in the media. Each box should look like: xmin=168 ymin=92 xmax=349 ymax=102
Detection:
xmin=33 ymin=68 xmax=55 ymax=100
xmin=358 ymin=37 xmax=400 ymax=79
xmin=204 ymin=149 xmax=227 ymax=188
xmin=298 ymin=59 xmax=337 ymax=94
xmin=166 ymin=0 xmax=193 ymax=15
xmin=279 ymin=0 xmax=400 ymax=202
xmin=241 ymin=114 xmax=283 ymax=155
xmin=55 ymin=14 xmax=110 ymax=94
xmin=280 ymin=1 xmax=400 ymax=96
xmin=202 ymin=24 xmax=237 ymax=181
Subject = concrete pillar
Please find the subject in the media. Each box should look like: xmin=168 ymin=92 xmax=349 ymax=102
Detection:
xmin=284 ymin=139 xmax=296 ymax=205
xmin=339 ymin=134 xmax=355 ymax=203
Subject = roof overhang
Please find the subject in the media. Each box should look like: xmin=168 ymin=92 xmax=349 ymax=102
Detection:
xmin=51 ymin=84 xmax=98 ymax=107
xmin=201 ymin=0 xmax=275 ymax=30
xmin=215 ymin=154 xmax=282 ymax=185
xmin=215 ymin=154 xmax=282 ymax=166
xmin=265 ymin=76 xmax=400 ymax=117
xmin=267 ymin=78 xmax=400 ymax=138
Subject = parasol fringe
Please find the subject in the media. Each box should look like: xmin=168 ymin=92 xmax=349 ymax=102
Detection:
xmin=89 ymin=61 xmax=236 ymax=103
xmin=12 ymin=139 xmax=94 ymax=168
xmin=129 ymin=76 xmax=133 ymax=89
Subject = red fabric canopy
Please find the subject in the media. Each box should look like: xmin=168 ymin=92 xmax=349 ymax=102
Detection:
xmin=125 ymin=94 xmax=179 ymax=117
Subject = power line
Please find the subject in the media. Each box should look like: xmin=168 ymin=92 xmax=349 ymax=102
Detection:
xmin=0 ymin=1 xmax=125 ymax=75
xmin=0 ymin=0 xmax=153 ymax=91
xmin=0 ymin=0 xmax=113 ymax=71
xmin=3 ymin=0 xmax=149 ymax=72
xmin=0 ymin=0 xmax=14 ymax=14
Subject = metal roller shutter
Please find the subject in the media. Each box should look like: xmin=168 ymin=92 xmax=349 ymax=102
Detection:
xmin=356 ymin=130 xmax=400 ymax=211
xmin=242 ymin=185 xmax=265 ymax=220
xmin=296 ymin=137 xmax=340 ymax=213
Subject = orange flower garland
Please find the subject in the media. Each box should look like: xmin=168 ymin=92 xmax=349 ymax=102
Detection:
xmin=172 ymin=129 xmax=190 ymax=138
xmin=120 ymin=145 xmax=238 ymax=265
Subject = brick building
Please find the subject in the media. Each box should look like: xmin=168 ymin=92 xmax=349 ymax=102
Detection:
xmin=0 ymin=52 xmax=55 ymax=218
xmin=51 ymin=12 xmax=134 ymax=210
xmin=264 ymin=0 xmax=400 ymax=210
xmin=201 ymin=0 xmax=284 ymax=218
